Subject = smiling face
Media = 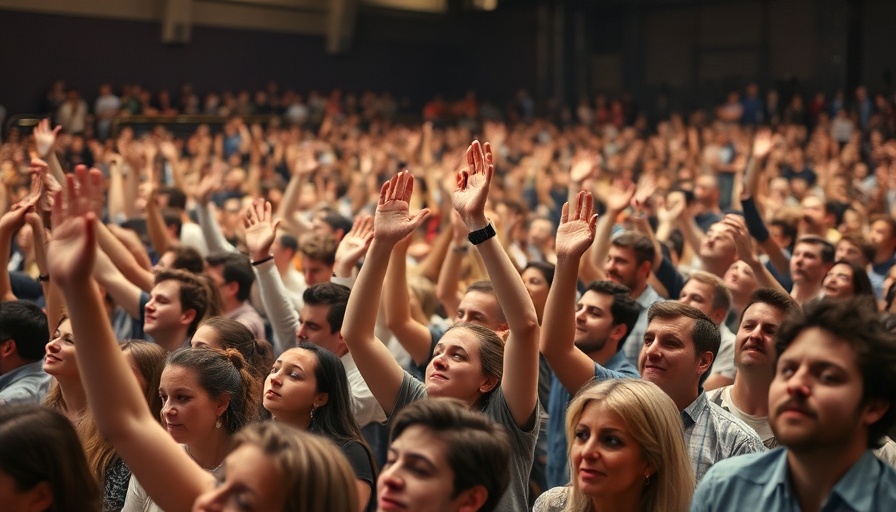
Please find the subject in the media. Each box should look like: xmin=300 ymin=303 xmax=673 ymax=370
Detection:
xmin=604 ymin=246 xmax=642 ymax=292
xmin=571 ymin=401 xmax=652 ymax=505
xmin=424 ymin=328 xmax=494 ymax=407
xmin=159 ymin=365 xmax=228 ymax=445
xmin=43 ymin=318 xmax=77 ymax=379
xmin=823 ymin=263 xmax=856 ymax=299
xmin=769 ymin=327 xmax=882 ymax=453
xmin=638 ymin=316 xmax=710 ymax=410
xmin=735 ymin=303 xmax=785 ymax=372
xmin=192 ymin=443 xmax=286 ymax=512
xmin=378 ymin=425 xmax=466 ymax=512
xmin=263 ymin=348 xmax=327 ymax=428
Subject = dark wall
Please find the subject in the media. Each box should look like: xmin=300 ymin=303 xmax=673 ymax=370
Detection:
xmin=0 ymin=6 xmax=539 ymax=115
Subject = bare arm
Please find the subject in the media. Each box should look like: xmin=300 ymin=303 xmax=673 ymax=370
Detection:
xmin=49 ymin=168 xmax=211 ymax=512
xmin=455 ymin=141 xmax=540 ymax=428
xmin=722 ymin=214 xmax=790 ymax=296
xmin=540 ymin=192 xmax=601 ymax=394
xmin=342 ymin=172 xmax=431 ymax=415
xmin=32 ymin=118 xmax=66 ymax=185
xmin=96 ymin=222 xmax=155 ymax=292
xmin=589 ymin=179 xmax=636 ymax=273
xmin=383 ymin=235 xmax=433 ymax=366
xmin=435 ymin=212 xmax=468 ymax=320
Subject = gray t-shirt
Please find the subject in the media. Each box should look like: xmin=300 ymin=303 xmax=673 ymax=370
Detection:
xmin=392 ymin=372 xmax=539 ymax=512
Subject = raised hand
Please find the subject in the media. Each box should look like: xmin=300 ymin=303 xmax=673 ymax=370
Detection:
xmin=195 ymin=161 xmax=225 ymax=204
xmin=243 ymin=198 xmax=281 ymax=262
xmin=555 ymin=190 xmax=598 ymax=259
xmin=334 ymin=213 xmax=374 ymax=276
xmin=657 ymin=191 xmax=686 ymax=225
xmin=374 ymin=171 xmax=430 ymax=244
xmin=751 ymin=129 xmax=775 ymax=160
xmin=452 ymin=140 xmax=493 ymax=228
xmin=631 ymin=173 xmax=657 ymax=212
xmin=0 ymin=195 xmax=38 ymax=234
xmin=721 ymin=214 xmax=757 ymax=264
xmin=570 ymin=150 xmax=600 ymax=185
xmin=604 ymin=178 xmax=637 ymax=214
xmin=48 ymin=167 xmax=102 ymax=286
xmin=33 ymin=118 xmax=61 ymax=158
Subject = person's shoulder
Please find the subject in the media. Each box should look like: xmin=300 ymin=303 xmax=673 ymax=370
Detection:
xmin=533 ymin=486 xmax=570 ymax=512
xmin=705 ymin=399 xmax=766 ymax=453
xmin=702 ymin=448 xmax=785 ymax=483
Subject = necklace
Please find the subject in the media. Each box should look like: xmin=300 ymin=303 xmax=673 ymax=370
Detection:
xmin=184 ymin=444 xmax=224 ymax=473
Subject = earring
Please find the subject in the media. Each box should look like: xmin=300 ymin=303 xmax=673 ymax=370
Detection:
xmin=215 ymin=416 xmax=222 ymax=429
xmin=310 ymin=405 xmax=316 ymax=425
xmin=643 ymin=473 xmax=653 ymax=487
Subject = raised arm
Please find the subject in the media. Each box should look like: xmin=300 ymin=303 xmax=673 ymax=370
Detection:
xmin=589 ymin=179 xmax=635 ymax=276
xmin=244 ymin=199 xmax=298 ymax=356
xmin=383 ymin=234 xmax=433 ymax=366
xmin=540 ymin=191 xmax=601 ymax=393
xmin=195 ymin=161 xmax=237 ymax=254
xmin=32 ymin=118 xmax=66 ymax=185
xmin=0 ymin=197 xmax=38 ymax=301
xmin=454 ymin=141 xmax=540 ymax=428
xmin=722 ymin=214 xmax=789 ymax=296
xmin=49 ymin=167 xmax=210 ymax=512
xmin=435 ymin=211 xmax=469 ymax=320
xmin=342 ymin=172 xmax=430 ymax=415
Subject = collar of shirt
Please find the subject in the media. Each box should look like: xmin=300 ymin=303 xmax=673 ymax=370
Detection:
xmin=680 ymin=391 xmax=708 ymax=429
xmin=0 ymin=360 xmax=45 ymax=388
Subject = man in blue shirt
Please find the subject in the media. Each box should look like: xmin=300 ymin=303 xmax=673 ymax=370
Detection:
xmin=0 ymin=301 xmax=51 ymax=405
xmin=539 ymin=192 xmax=641 ymax=488
xmin=693 ymin=298 xmax=896 ymax=511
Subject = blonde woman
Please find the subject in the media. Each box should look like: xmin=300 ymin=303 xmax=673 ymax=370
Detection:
xmin=534 ymin=379 xmax=694 ymax=512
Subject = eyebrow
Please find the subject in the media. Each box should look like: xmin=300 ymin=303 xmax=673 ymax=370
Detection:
xmin=389 ymin=449 xmax=437 ymax=471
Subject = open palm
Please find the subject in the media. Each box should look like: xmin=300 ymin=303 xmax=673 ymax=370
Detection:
xmin=47 ymin=169 xmax=99 ymax=285
xmin=375 ymin=171 xmax=430 ymax=243
xmin=244 ymin=198 xmax=280 ymax=261
xmin=452 ymin=141 xmax=493 ymax=224
xmin=555 ymin=191 xmax=597 ymax=258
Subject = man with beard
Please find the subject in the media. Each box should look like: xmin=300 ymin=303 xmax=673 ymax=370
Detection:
xmin=693 ymin=298 xmax=896 ymax=510
xmin=603 ymin=231 xmax=662 ymax=367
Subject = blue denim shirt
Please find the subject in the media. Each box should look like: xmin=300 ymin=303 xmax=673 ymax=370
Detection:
xmin=545 ymin=351 xmax=639 ymax=488
xmin=692 ymin=448 xmax=896 ymax=511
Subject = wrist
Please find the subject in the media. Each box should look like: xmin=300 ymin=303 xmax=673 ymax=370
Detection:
xmin=464 ymin=216 xmax=490 ymax=232
xmin=250 ymin=252 xmax=272 ymax=264
xmin=334 ymin=261 xmax=355 ymax=278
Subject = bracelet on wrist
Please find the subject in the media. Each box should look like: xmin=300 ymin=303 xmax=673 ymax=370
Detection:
xmin=38 ymin=274 xmax=50 ymax=282
xmin=251 ymin=255 xmax=274 ymax=266
xmin=452 ymin=245 xmax=470 ymax=253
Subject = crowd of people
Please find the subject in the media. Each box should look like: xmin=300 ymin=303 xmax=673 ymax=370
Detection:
xmin=1 ymin=79 xmax=896 ymax=511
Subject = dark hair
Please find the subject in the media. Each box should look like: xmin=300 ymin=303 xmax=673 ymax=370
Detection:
xmin=769 ymin=218 xmax=797 ymax=252
xmin=302 ymin=283 xmax=351 ymax=334
xmin=159 ymin=186 xmax=187 ymax=210
xmin=320 ymin=210 xmax=353 ymax=236
xmin=165 ymin=348 xmax=260 ymax=434
xmin=197 ymin=317 xmax=272 ymax=381
xmin=794 ymin=235 xmax=835 ymax=265
xmin=390 ymin=399 xmax=512 ymax=512
xmin=738 ymin=288 xmax=800 ymax=327
xmin=824 ymin=259 xmax=874 ymax=300
xmin=0 ymin=405 xmax=102 ymax=512
xmin=161 ymin=209 xmax=183 ymax=239
xmin=292 ymin=344 xmax=376 ymax=475
xmin=0 ymin=300 xmax=49 ymax=361
xmin=205 ymin=252 xmax=255 ymax=302
xmin=774 ymin=298 xmax=896 ymax=448
xmin=837 ymin=234 xmax=875 ymax=265
xmin=279 ymin=233 xmax=299 ymax=253
xmin=585 ymin=280 xmax=642 ymax=351
xmin=648 ymin=301 xmax=720 ymax=358
xmin=166 ymin=245 xmax=205 ymax=274
xmin=523 ymin=261 xmax=555 ymax=287
xmin=154 ymin=269 xmax=212 ymax=335
xmin=611 ymin=230 xmax=656 ymax=268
